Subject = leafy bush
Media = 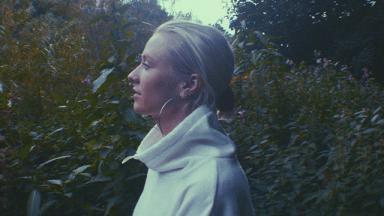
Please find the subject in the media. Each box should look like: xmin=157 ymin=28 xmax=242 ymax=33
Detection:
xmin=0 ymin=0 xmax=167 ymax=215
xmin=2 ymin=0 xmax=384 ymax=215
xmin=227 ymin=29 xmax=384 ymax=215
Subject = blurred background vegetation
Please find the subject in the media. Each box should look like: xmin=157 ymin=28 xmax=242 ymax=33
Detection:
xmin=0 ymin=0 xmax=383 ymax=215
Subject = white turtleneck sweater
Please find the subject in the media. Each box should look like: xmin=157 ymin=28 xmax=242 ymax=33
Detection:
xmin=127 ymin=105 xmax=255 ymax=216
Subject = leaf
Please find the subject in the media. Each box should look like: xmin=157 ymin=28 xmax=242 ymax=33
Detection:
xmin=126 ymin=173 xmax=146 ymax=180
xmin=373 ymin=106 xmax=382 ymax=115
xmin=240 ymin=20 xmax=246 ymax=28
xmin=104 ymin=197 xmax=119 ymax=216
xmin=107 ymin=55 xmax=116 ymax=64
xmin=92 ymin=67 xmax=115 ymax=93
xmin=121 ymin=155 xmax=135 ymax=164
xmin=100 ymin=148 xmax=111 ymax=159
xmin=46 ymin=128 xmax=64 ymax=137
xmin=27 ymin=190 xmax=41 ymax=216
xmin=30 ymin=131 xmax=43 ymax=140
xmin=0 ymin=81 xmax=4 ymax=93
xmin=0 ymin=25 xmax=5 ymax=36
xmin=37 ymin=155 xmax=71 ymax=169
xmin=84 ymin=175 xmax=112 ymax=185
xmin=72 ymin=164 xmax=91 ymax=175
xmin=68 ymin=165 xmax=91 ymax=181
xmin=47 ymin=179 xmax=63 ymax=186
xmin=233 ymin=65 xmax=244 ymax=75
xmin=90 ymin=119 xmax=102 ymax=127
xmin=371 ymin=114 xmax=380 ymax=123
xmin=64 ymin=193 xmax=72 ymax=198
xmin=362 ymin=128 xmax=377 ymax=134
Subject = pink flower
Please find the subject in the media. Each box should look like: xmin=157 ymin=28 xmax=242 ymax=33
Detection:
xmin=82 ymin=75 xmax=91 ymax=85
xmin=237 ymin=110 xmax=246 ymax=119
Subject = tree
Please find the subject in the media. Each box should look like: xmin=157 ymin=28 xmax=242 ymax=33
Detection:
xmin=229 ymin=0 xmax=384 ymax=81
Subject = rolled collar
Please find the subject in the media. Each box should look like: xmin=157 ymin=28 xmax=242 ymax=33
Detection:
xmin=125 ymin=105 xmax=235 ymax=172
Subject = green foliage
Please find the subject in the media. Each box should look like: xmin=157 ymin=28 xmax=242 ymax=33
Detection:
xmin=227 ymin=27 xmax=384 ymax=215
xmin=0 ymin=0 xmax=168 ymax=215
xmin=229 ymin=0 xmax=384 ymax=81
xmin=2 ymin=0 xmax=384 ymax=215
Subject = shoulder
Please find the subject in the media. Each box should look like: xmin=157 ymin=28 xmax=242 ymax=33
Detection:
xmin=180 ymin=157 xmax=255 ymax=215
xmin=182 ymin=158 xmax=219 ymax=191
xmin=212 ymin=158 xmax=255 ymax=216
xmin=174 ymin=158 xmax=218 ymax=215
xmin=178 ymin=158 xmax=225 ymax=200
xmin=182 ymin=157 xmax=246 ymax=194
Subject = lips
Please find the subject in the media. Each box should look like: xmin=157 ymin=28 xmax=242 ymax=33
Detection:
xmin=132 ymin=88 xmax=141 ymax=98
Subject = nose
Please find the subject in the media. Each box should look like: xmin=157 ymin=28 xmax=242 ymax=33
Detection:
xmin=127 ymin=66 xmax=139 ymax=85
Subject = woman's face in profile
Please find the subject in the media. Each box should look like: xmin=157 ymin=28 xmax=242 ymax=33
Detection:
xmin=128 ymin=33 xmax=179 ymax=117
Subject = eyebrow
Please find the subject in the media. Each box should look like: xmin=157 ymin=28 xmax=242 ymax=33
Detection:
xmin=141 ymin=54 xmax=156 ymax=63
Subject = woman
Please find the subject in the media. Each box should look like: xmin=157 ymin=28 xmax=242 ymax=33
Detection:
xmin=125 ymin=20 xmax=255 ymax=216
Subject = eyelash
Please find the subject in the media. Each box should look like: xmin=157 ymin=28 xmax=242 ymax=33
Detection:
xmin=141 ymin=61 xmax=150 ymax=70
xmin=136 ymin=54 xmax=150 ymax=70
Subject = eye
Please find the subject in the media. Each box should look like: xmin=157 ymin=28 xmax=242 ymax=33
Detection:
xmin=137 ymin=54 xmax=151 ymax=70
xmin=140 ymin=59 xmax=150 ymax=70
xmin=141 ymin=62 xmax=150 ymax=70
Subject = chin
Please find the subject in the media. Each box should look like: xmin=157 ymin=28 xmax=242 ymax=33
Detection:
xmin=133 ymin=103 xmax=144 ymax=114
xmin=133 ymin=103 xmax=150 ymax=115
xmin=133 ymin=104 xmax=158 ymax=118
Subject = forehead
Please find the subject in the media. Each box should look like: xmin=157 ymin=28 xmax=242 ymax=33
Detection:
xmin=142 ymin=33 xmax=170 ymax=62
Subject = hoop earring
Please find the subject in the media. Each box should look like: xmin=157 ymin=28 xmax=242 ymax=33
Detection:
xmin=158 ymin=97 xmax=175 ymax=135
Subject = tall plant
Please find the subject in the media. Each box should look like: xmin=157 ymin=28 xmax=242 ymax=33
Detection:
xmin=227 ymin=21 xmax=384 ymax=215
xmin=0 ymin=0 xmax=168 ymax=215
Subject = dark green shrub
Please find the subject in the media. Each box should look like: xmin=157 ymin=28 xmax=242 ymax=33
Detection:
xmin=0 ymin=1 xmax=167 ymax=215
xmin=228 ymin=29 xmax=384 ymax=215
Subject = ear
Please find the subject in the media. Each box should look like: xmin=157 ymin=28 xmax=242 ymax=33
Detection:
xmin=179 ymin=73 xmax=202 ymax=99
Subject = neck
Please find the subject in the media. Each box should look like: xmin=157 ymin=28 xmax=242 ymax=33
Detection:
xmin=152 ymin=101 xmax=193 ymax=136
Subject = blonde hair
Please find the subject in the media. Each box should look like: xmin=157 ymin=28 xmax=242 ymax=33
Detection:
xmin=154 ymin=20 xmax=234 ymax=111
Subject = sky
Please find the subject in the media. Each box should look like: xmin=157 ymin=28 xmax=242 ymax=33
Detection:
xmin=159 ymin=0 xmax=233 ymax=32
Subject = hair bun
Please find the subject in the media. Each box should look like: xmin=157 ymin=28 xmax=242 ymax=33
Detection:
xmin=216 ymin=86 xmax=234 ymax=113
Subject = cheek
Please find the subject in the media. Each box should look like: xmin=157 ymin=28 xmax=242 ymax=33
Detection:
xmin=148 ymin=69 xmax=178 ymax=92
xmin=138 ymin=72 xmax=178 ymax=112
